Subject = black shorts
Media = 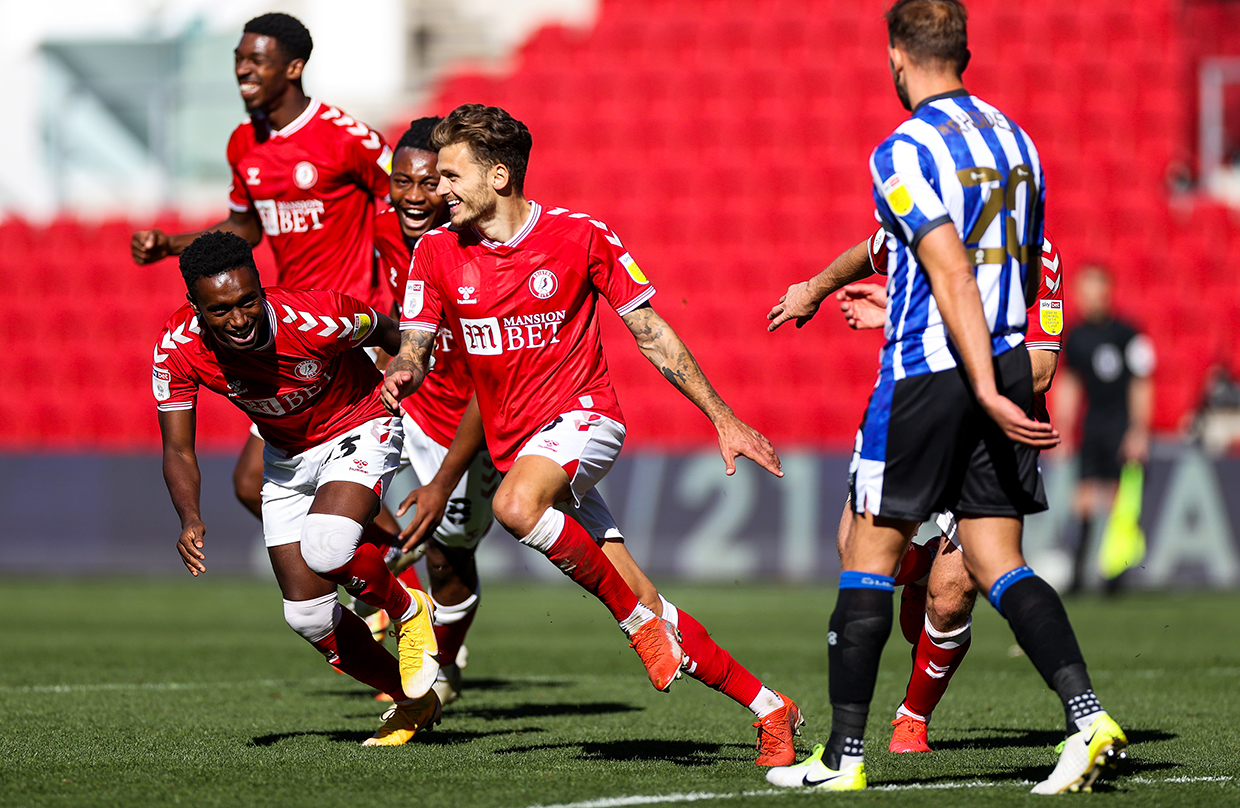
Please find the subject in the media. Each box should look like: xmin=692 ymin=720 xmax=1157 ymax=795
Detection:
xmin=850 ymin=345 xmax=1048 ymax=521
xmin=1078 ymin=425 xmax=1124 ymax=481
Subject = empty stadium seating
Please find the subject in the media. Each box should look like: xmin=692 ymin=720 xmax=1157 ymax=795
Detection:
xmin=0 ymin=0 xmax=1233 ymax=451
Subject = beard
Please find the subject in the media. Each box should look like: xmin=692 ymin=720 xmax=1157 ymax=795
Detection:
xmin=894 ymin=73 xmax=912 ymax=111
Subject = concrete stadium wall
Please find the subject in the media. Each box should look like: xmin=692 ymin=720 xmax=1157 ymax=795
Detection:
xmin=1 ymin=445 xmax=1237 ymax=590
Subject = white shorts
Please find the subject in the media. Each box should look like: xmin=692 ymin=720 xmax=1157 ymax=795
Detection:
xmin=515 ymin=410 xmax=626 ymax=507
xmin=261 ymin=416 xmax=405 ymax=547
xmin=399 ymin=412 xmax=497 ymax=550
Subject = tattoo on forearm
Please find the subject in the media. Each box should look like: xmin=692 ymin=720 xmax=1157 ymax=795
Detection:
xmin=387 ymin=330 xmax=434 ymax=386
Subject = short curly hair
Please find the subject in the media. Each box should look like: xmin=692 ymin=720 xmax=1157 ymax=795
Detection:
xmin=179 ymin=231 xmax=259 ymax=298
xmin=395 ymin=117 xmax=442 ymax=155
xmin=431 ymin=105 xmax=532 ymax=193
xmin=243 ymin=12 xmax=313 ymax=64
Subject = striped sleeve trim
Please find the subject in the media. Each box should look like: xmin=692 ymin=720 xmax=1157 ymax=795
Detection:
xmin=400 ymin=320 xmax=439 ymax=333
xmin=1025 ymin=341 xmax=1061 ymax=352
xmin=614 ymin=286 xmax=657 ymax=316
xmin=156 ymin=402 xmax=195 ymax=412
xmin=227 ymin=199 xmax=249 ymax=213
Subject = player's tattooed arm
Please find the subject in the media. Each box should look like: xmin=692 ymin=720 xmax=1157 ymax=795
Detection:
xmin=157 ymin=409 xmax=208 ymax=577
xmin=623 ymin=303 xmax=783 ymax=478
xmin=767 ymin=238 xmax=873 ymax=331
xmin=380 ymin=328 xmax=436 ymax=414
xmin=131 ymin=209 xmax=261 ymax=264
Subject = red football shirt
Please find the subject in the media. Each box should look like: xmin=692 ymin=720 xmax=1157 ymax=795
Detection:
xmin=153 ymin=287 xmax=387 ymax=455
xmin=400 ymin=202 xmax=656 ymax=471
xmin=374 ymin=207 xmax=476 ymax=447
xmin=227 ymin=99 xmax=392 ymax=309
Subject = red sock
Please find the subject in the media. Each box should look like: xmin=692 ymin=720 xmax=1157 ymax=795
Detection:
xmin=322 ymin=542 xmax=412 ymax=622
xmin=543 ymin=513 xmax=640 ymax=622
xmin=311 ymin=607 xmax=408 ymax=700
xmin=677 ymin=609 xmax=763 ymax=708
xmin=361 ymin=521 xmax=399 ymax=548
xmin=396 ymin=562 xmax=423 ymax=591
xmin=902 ymin=623 xmax=971 ymax=719
xmin=434 ymin=606 xmax=476 ymax=667
xmin=893 ymin=538 xmax=939 ymax=586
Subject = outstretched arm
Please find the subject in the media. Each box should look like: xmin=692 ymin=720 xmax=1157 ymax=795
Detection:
xmin=767 ymin=238 xmax=873 ymax=331
xmin=132 ymin=209 xmax=262 ymax=265
xmin=622 ymin=303 xmax=782 ymax=477
xmin=918 ymin=223 xmax=1058 ymax=448
xmin=380 ymin=328 xmax=436 ymax=414
xmin=158 ymin=409 xmax=209 ymax=576
xmin=396 ymin=395 xmax=486 ymax=550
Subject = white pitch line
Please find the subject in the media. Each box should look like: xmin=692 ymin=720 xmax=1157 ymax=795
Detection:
xmin=508 ymin=776 xmax=1236 ymax=808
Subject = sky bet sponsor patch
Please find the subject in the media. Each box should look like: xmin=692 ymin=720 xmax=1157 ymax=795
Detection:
xmin=618 ymin=252 xmax=648 ymax=284
xmin=152 ymin=367 xmax=171 ymax=401
xmin=352 ymin=312 xmax=374 ymax=342
xmin=1040 ymin=299 xmax=1063 ymax=336
xmin=883 ymin=174 xmax=914 ymax=217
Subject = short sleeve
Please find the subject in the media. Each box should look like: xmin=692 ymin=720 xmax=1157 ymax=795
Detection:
xmin=226 ymin=130 xmax=252 ymax=213
xmin=870 ymin=137 xmax=951 ymax=249
xmin=586 ymin=220 xmax=656 ymax=315
xmin=1026 ymin=233 xmax=1065 ymax=352
xmin=319 ymin=291 xmax=382 ymax=351
xmin=399 ymin=239 xmax=446 ymax=333
xmin=867 ymin=226 xmax=889 ymax=275
xmin=153 ymin=349 xmax=197 ymax=412
xmin=342 ymin=118 xmax=393 ymax=200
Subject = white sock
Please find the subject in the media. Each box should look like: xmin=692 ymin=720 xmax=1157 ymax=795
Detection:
xmin=399 ymin=591 xmax=422 ymax=624
xmin=895 ymin=703 xmax=928 ymax=722
xmin=748 ymin=686 xmax=784 ymax=719
xmin=618 ymin=602 xmax=656 ymax=636
xmin=839 ymin=751 xmax=865 ymax=770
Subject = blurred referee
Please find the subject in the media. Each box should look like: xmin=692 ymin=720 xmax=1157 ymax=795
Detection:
xmin=765 ymin=0 xmax=1127 ymax=794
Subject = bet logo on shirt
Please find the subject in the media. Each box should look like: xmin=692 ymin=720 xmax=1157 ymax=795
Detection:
xmin=529 ymin=269 xmax=558 ymax=299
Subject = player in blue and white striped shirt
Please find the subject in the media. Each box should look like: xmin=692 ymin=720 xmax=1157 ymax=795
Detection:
xmin=765 ymin=0 xmax=1127 ymax=795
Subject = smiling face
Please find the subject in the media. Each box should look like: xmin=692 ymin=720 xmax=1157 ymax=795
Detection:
xmin=435 ymin=141 xmax=499 ymax=230
xmin=189 ymin=267 xmax=268 ymax=351
xmin=390 ymin=146 xmax=449 ymax=240
xmin=234 ymin=33 xmax=302 ymax=114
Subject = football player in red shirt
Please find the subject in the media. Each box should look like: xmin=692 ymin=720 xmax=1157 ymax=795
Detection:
xmin=368 ymin=117 xmax=495 ymax=705
xmin=155 ymin=231 xmax=438 ymax=746
xmin=132 ymin=13 xmax=395 ymax=528
xmin=383 ymin=105 xmax=803 ymax=766
xmin=770 ymin=227 xmax=1065 ymax=755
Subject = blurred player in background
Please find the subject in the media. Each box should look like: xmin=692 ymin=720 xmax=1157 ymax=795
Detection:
xmin=370 ymin=117 xmax=498 ymax=705
xmin=131 ymin=12 xmax=398 ymax=538
xmin=824 ymin=227 xmax=1066 ymax=754
xmin=763 ymin=0 xmax=1126 ymax=793
xmin=153 ymin=232 xmax=438 ymax=746
xmin=1054 ymin=265 xmax=1154 ymax=594
xmin=383 ymin=104 xmax=804 ymax=766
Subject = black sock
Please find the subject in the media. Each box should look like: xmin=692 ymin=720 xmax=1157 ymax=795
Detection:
xmin=824 ymin=587 xmax=892 ymax=768
xmin=1070 ymin=518 xmax=1092 ymax=593
xmin=1001 ymin=576 xmax=1101 ymax=734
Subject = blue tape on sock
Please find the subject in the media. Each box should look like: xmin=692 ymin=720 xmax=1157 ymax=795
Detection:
xmin=839 ymin=570 xmax=895 ymax=591
xmin=987 ymin=565 xmax=1036 ymax=615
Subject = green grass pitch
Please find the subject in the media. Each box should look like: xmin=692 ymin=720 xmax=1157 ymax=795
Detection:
xmin=2 ymin=578 xmax=1238 ymax=807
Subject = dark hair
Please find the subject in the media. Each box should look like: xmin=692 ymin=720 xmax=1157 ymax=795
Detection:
xmin=243 ymin=12 xmax=313 ymax=64
xmin=886 ymin=0 xmax=970 ymax=75
xmin=180 ymin=231 xmax=258 ymax=297
xmin=430 ymin=104 xmax=532 ymax=192
xmin=395 ymin=116 xmax=442 ymax=155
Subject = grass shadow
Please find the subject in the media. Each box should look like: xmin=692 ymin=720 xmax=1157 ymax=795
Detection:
xmin=495 ymin=739 xmax=752 ymax=767
xmin=451 ymin=701 xmax=642 ymax=721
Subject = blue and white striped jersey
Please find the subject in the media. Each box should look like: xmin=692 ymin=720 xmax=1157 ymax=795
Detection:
xmin=869 ymin=89 xmax=1045 ymax=381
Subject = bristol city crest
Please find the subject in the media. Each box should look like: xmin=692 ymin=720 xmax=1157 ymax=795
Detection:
xmin=294 ymin=359 xmax=322 ymax=379
xmin=528 ymin=269 xmax=558 ymax=299
xmin=293 ymin=161 xmax=319 ymax=190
